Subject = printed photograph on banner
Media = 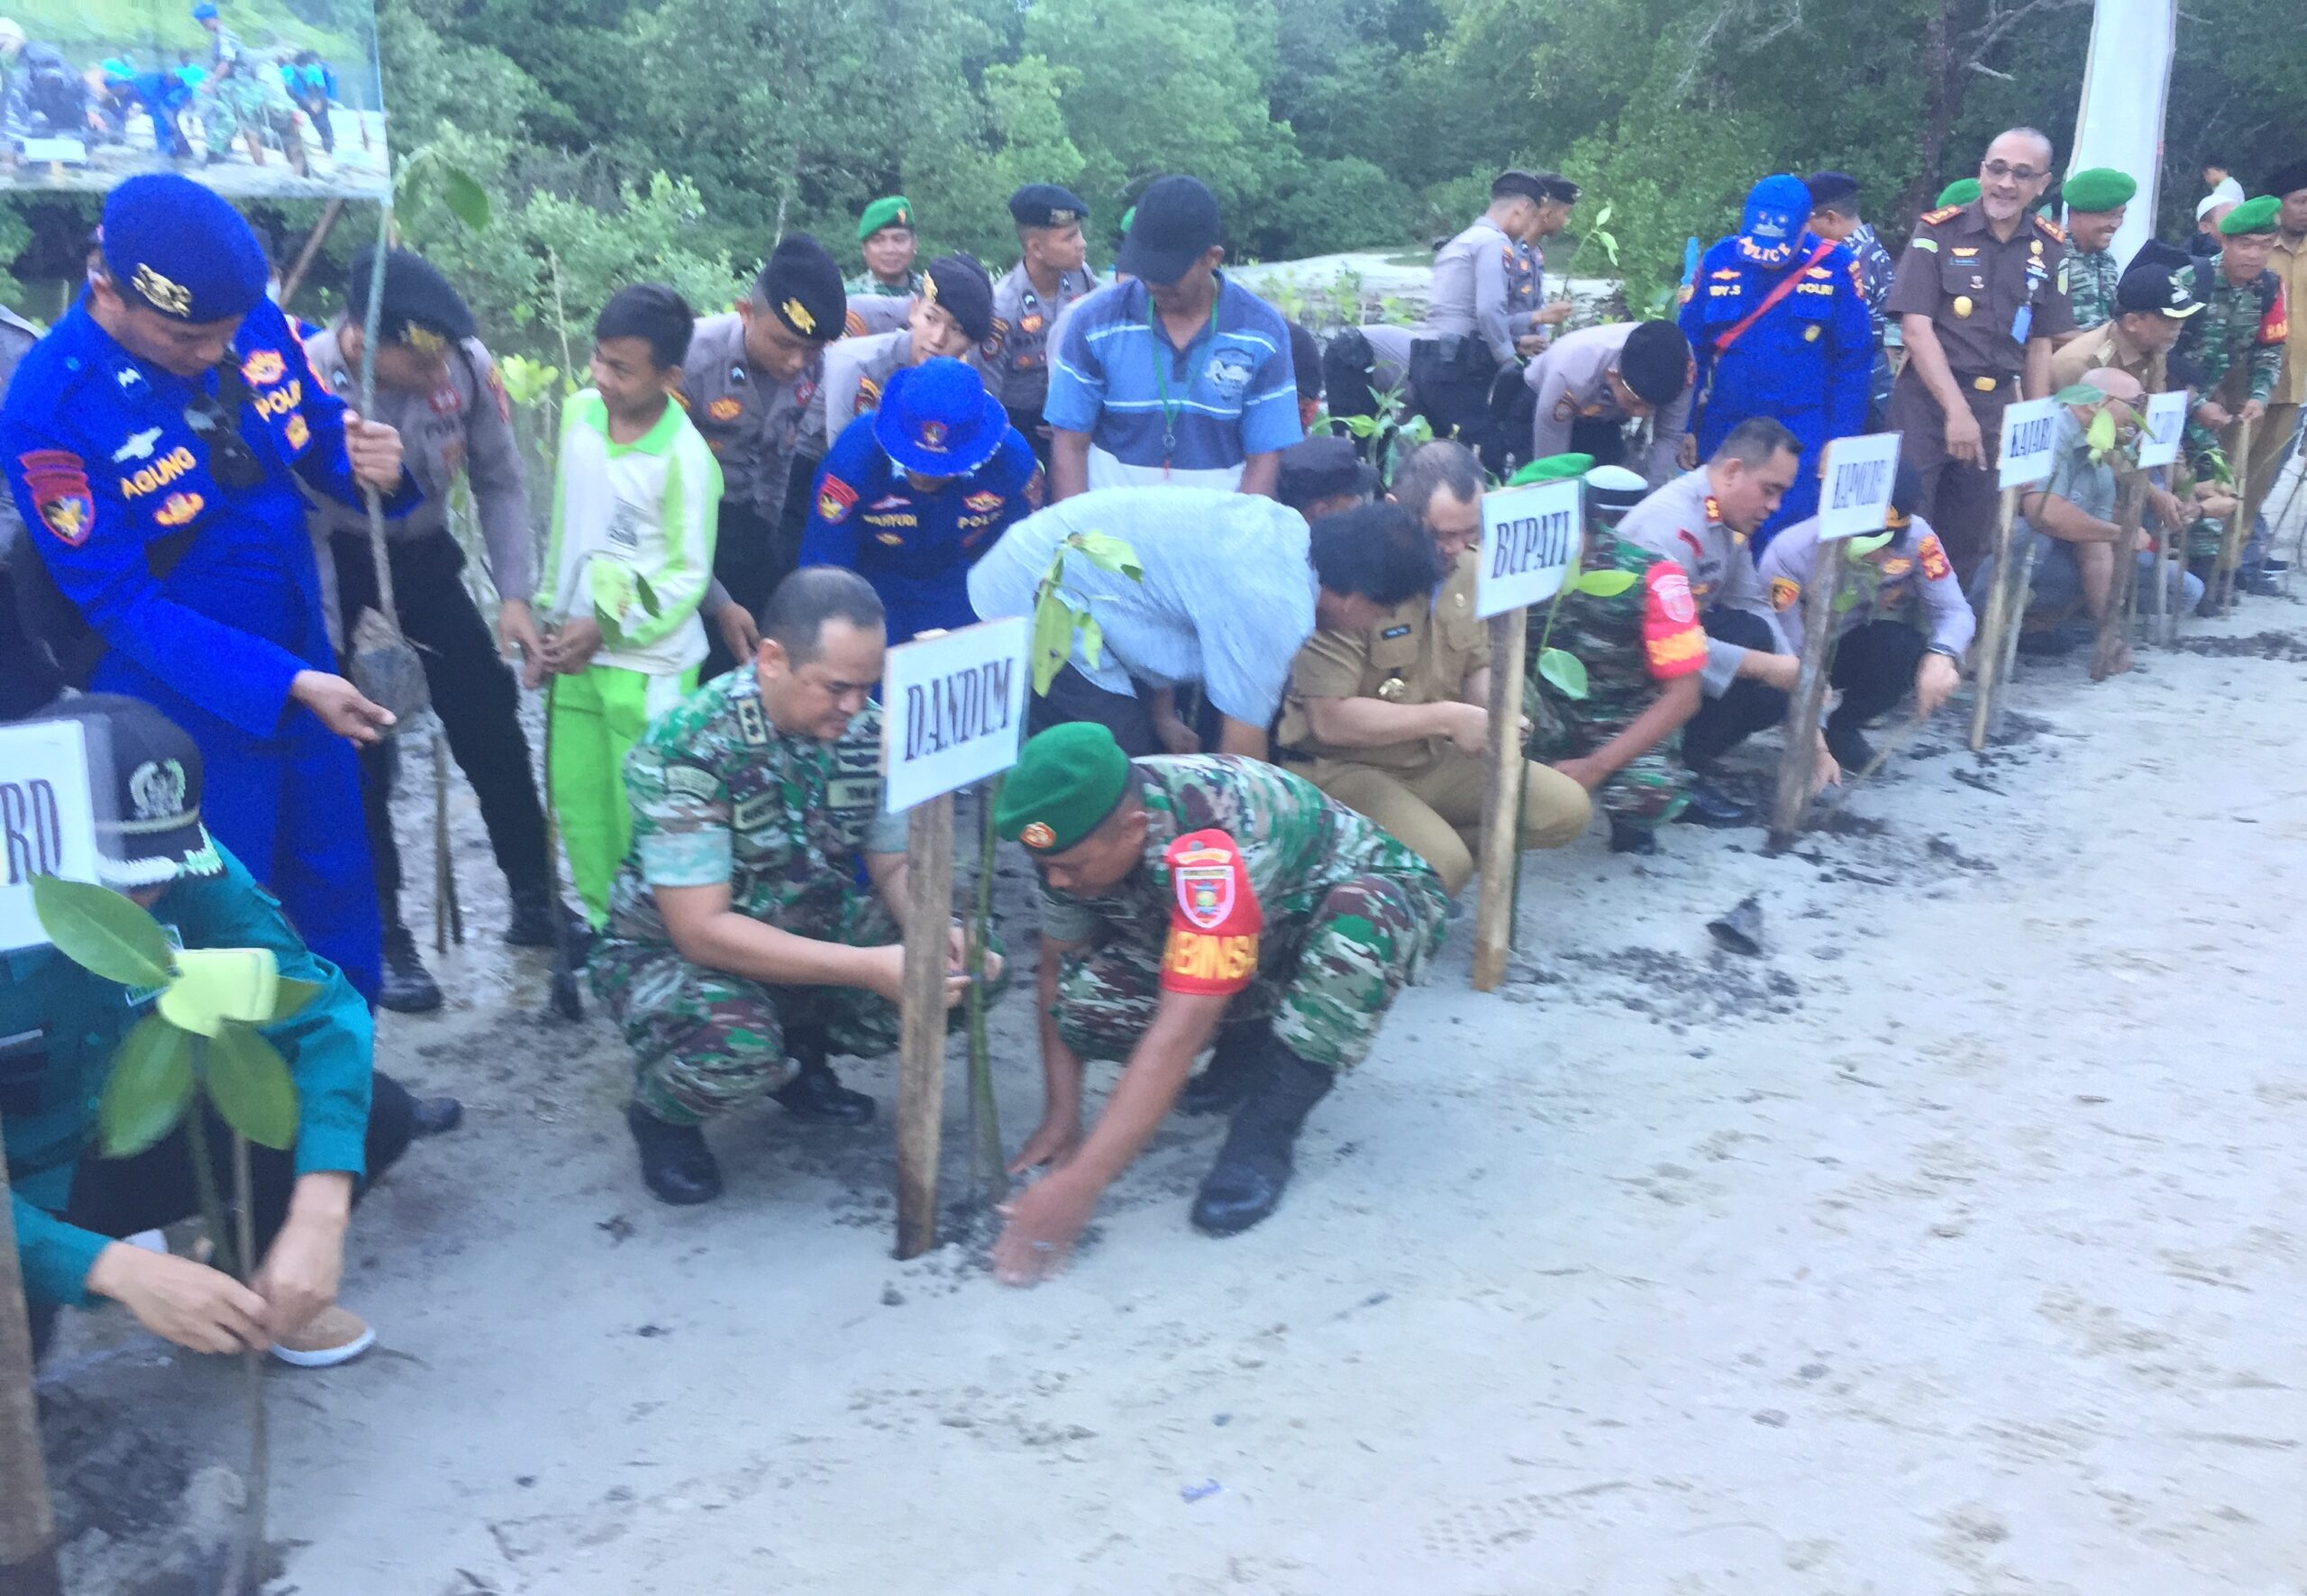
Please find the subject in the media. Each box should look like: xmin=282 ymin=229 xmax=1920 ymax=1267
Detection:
xmin=0 ymin=0 xmax=387 ymax=199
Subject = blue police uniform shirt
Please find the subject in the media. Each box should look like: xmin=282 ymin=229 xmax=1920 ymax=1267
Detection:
xmin=1 ymin=292 xmax=418 ymax=744
xmin=800 ymin=411 xmax=1042 ymax=643
xmin=1042 ymin=273 xmax=1302 ymax=491
xmin=1679 ymin=230 xmax=1874 ymax=452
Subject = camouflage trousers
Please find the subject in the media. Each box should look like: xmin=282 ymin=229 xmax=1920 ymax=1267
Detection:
xmin=1525 ymin=682 xmax=1691 ymax=831
xmin=1054 ymin=870 xmax=1446 ymax=1073
xmin=591 ymin=890 xmax=1003 ymax=1126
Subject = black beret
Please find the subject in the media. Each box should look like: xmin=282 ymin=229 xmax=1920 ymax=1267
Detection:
xmin=755 ymin=233 xmax=845 ymax=342
xmin=1288 ymin=320 xmax=1322 ymax=401
xmin=1618 ymin=320 xmax=1691 ymax=406
xmin=2129 ymin=238 xmax=2193 ymax=275
xmin=347 ymin=246 xmax=476 ymax=348
xmin=1276 ymin=434 xmax=1373 ymax=515
xmin=2267 ymin=162 xmax=2307 ymax=201
xmin=920 ymin=251 xmax=995 ymax=344
xmin=1491 ymin=169 xmax=1550 ymax=205
xmin=1009 ymin=183 xmax=1090 ymax=230
xmin=1806 ymin=170 xmax=1861 ymax=211
xmin=1536 ymin=171 xmax=1581 ymax=205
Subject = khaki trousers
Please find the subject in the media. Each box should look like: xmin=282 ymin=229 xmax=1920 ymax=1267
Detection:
xmin=1301 ymin=748 xmax=1591 ymax=897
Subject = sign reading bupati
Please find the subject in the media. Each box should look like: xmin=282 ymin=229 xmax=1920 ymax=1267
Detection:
xmin=1816 ymin=431 xmax=1903 ymax=541
xmin=880 ymin=617 xmax=1031 ymax=813
xmin=2138 ymin=390 xmax=2188 ymax=470
xmin=1475 ymin=477 xmax=1581 ymax=618
xmin=1998 ymin=397 xmax=2060 ymax=488
xmin=0 ymin=0 xmax=389 ymax=199
xmin=1 ymin=718 xmax=99 ymax=951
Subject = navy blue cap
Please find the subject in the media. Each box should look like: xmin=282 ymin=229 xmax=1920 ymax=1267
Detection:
xmin=101 ymin=173 xmax=266 ymax=324
xmin=1009 ymin=184 xmax=1090 ymax=230
xmin=874 ymin=358 xmax=1008 ymax=478
xmin=1117 ymin=175 xmax=1222 ymax=286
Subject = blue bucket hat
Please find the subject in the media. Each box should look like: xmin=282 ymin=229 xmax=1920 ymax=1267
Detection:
xmin=1737 ymin=174 xmax=1814 ymax=267
xmin=874 ymin=358 xmax=1008 ymax=478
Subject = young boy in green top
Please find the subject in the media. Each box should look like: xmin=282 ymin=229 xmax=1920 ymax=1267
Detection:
xmin=528 ymin=285 xmax=723 ymax=926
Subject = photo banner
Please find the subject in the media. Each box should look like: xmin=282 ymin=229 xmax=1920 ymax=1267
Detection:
xmin=2067 ymin=0 xmax=2175 ymax=270
xmin=0 ymin=0 xmax=387 ymax=199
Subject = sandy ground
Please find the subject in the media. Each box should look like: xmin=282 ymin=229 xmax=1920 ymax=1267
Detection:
xmin=35 ymin=592 xmax=2307 ymax=1594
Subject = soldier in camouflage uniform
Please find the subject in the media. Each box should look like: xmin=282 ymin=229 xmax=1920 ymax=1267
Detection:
xmin=989 ymin=725 xmax=1445 ymax=1282
xmin=589 ymin=569 xmax=997 ymax=1205
xmin=2055 ymin=169 xmax=2137 ymax=337
xmin=2173 ymin=196 xmax=2289 ymax=588
xmin=1520 ymin=461 xmax=1709 ymax=855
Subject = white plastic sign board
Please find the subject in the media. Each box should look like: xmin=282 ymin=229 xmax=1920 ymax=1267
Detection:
xmin=20 ymin=138 xmax=87 ymax=165
xmin=880 ymin=617 xmax=1030 ymax=813
xmin=2138 ymin=390 xmax=2187 ymax=470
xmin=1817 ymin=432 xmax=1903 ymax=541
xmin=1476 ymin=477 xmax=1581 ymax=618
xmin=1998 ymin=398 xmax=2060 ymax=488
xmin=0 ymin=718 xmax=99 ymax=951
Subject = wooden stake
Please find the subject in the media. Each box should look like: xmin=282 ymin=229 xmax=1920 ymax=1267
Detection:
xmin=2092 ymin=471 xmax=2147 ymax=681
xmin=1472 ymin=611 xmax=1529 ymax=991
xmin=895 ymin=794 xmax=955 ymax=1259
xmin=2212 ymin=418 xmax=2256 ymax=616
xmin=1766 ymin=549 xmax=1846 ymax=853
xmin=964 ymin=786 xmax=1006 ymax=1205
xmin=2149 ymin=475 xmax=2171 ymax=645
xmin=1967 ymin=487 xmax=2022 ymax=752
xmin=0 ymin=1116 xmax=63 ymax=1596
xmin=277 ymin=196 xmax=346 ymax=310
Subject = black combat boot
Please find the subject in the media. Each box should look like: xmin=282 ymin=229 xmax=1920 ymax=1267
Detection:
xmin=505 ymin=885 xmax=583 ymax=950
xmin=1675 ymin=773 xmax=1755 ymax=828
xmin=377 ymin=925 xmax=442 ymax=1015
xmin=1608 ymin=819 xmax=1657 ymax=855
xmin=771 ymin=1026 xmax=876 ymax=1126
xmin=626 ymin=1103 xmax=722 ymax=1205
xmin=1190 ymin=1041 xmax=1335 ymax=1236
xmin=1822 ymin=723 xmax=1874 ymax=776
xmin=1180 ymin=1023 xmax=1275 ymax=1116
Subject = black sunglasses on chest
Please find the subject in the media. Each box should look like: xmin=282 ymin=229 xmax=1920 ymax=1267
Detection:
xmin=181 ymin=352 xmax=263 ymax=489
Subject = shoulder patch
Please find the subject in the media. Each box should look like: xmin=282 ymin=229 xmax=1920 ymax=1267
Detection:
xmin=1918 ymin=533 xmax=1952 ymax=582
xmin=1921 ymin=205 xmax=1961 ymax=224
xmin=817 ymin=474 xmax=859 ymax=523
xmin=1769 ymin=575 xmax=1801 ymax=611
xmin=2033 ymin=214 xmax=2065 ymax=243
xmin=1161 ymin=828 xmax=1262 ymax=998
xmin=20 ymin=449 xmax=94 ymax=547
xmin=1639 ymin=564 xmax=1706 ymax=679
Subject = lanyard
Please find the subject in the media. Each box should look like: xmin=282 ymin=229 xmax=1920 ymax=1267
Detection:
xmin=1148 ymin=287 xmax=1220 ymax=473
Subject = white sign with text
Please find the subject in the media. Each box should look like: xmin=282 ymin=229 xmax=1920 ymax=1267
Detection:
xmin=1998 ymin=397 xmax=2061 ymax=488
xmin=2138 ymin=390 xmax=2188 ymax=470
xmin=1476 ymin=477 xmax=1582 ymax=618
xmin=0 ymin=718 xmax=99 ymax=952
xmin=880 ymin=617 xmax=1031 ymax=813
xmin=1817 ymin=431 xmax=1904 ymax=541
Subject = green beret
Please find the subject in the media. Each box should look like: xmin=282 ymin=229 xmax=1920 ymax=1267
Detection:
xmin=1936 ymin=178 xmax=1982 ymax=208
xmin=2220 ymin=195 xmax=2281 ymax=235
xmin=858 ymin=196 xmax=914 ymax=242
xmin=1506 ymin=452 xmax=1594 ymax=488
xmin=2062 ymin=168 xmax=2136 ymax=214
xmin=994 ymin=724 xmax=1132 ymax=854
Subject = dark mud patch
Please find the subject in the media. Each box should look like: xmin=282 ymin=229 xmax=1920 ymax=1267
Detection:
xmin=2171 ymin=631 xmax=2307 ymax=662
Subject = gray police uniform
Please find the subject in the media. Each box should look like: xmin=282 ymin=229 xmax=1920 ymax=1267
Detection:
xmin=301 ymin=323 xmax=554 ymax=937
xmin=843 ymin=294 xmax=911 ymax=339
xmin=1523 ymin=323 xmax=1689 ymax=486
xmin=1414 ymin=218 xmax=1523 ymax=464
xmin=820 ymin=329 xmax=910 ymax=432
xmin=983 ymin=260 xmax=1098 ymax=438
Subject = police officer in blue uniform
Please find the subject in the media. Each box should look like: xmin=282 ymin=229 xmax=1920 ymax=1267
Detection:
xmin=800 ymin=357 xmax=1039 ymax=643
xmin=1679 ymin=174 xmax=1874 ymax=548
xmin=3 ymin=174 xmax=419 ymax=1001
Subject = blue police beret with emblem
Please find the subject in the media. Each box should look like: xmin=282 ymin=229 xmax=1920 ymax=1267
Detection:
xmin=873 ymin=357 xmax=1008 ymax=479
xmin=101 ymin=173 xmax=267 ymax=324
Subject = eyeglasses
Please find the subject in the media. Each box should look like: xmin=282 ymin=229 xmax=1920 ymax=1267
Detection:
xmin=1981 ymin=161 xmax=2045 ymax=182
xmin=183 ymin=353 xmax=261 ymax=489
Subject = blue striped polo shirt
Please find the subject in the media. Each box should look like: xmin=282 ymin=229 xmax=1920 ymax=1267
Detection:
xmin=1043 ymin=273 xmax=1302 ymax=490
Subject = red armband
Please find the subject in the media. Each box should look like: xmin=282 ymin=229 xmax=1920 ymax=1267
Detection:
xmin=2258 ymin=286 xmax=2288 ymax=347
xmin=1159 ymin=829 xmax=1263 ymax=997
xmin=1640 ymin=564 xmax=1706 ymax=680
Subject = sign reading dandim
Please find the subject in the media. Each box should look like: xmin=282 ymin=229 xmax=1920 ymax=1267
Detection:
xmin=880 ymin=617 xmax=1032 ymax=813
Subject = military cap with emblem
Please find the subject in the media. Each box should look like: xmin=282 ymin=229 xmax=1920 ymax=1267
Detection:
xmin=756 ymin=233 xmax=846 ymax=342
xmin=873 ymin=356 xmax=1009 ymax=479
xmin=1009 ymin=183 xmax=1090 ymax=231
xmin=2061 ymin=168 xmax=2136 ymax=215
xmin=995 ymin=722 xmax=1134 ymax=854
xmin=1618 ymin=320 xmax=1691 ymax=406
xmin=920 ymin=252 xmax=995 ymax=344
xmin=100 ymin=171 xmax=267 ymax=324
xmin=857 ymin=195 xmax=914 ymax=242
xmin=345 ymin=245 xmax=477 ymax=350
xmin=29 ymin=693 xmax=225 ymax=886
xmin=1936 ymin=178 xmax=1982 ymax=208
xmin=2115 ymin=251 xmax=2204 ymax=319
xmin=2268 ymin=162 xmax=2307 ymax=203
xmin=2220 ymin=195 xmax=2281 ymax=236
xmin=1491 ymin=169 xmax=1551 ymax=205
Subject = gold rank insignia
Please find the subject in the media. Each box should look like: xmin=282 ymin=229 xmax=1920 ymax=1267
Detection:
xmin=405 ymin=325 xmax=447 ymax=354
xmin=782 ymin=297 xmax=816 ymax=335
xmin=921 ymin=272 xmax=939 ymax=306
xmin=1804 ymin=324 xmax=1820 ymax=342
xmin=1376 ymin=675 xmax=1408 ymax=701
xmin=131 ymin=263 xmax=192 ymax=318
xmin=1953 ymin=296 xmax=1974 ymax=318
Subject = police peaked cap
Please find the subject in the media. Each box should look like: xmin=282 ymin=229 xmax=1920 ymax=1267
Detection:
xmin=1009 ymin=184 xmax=1090 ymax=230
xmin=920 ymin=252 xmax=995 ymax=344
xmin=346 ymin=246 xmax=477 ymax=347
xmin=756 ymin=233 xmax=846 ymax=342
xmin=102 ymin=173 xmax=266 ymax=323
xmin=1618 ymin=321 xmax=1691 ymax=406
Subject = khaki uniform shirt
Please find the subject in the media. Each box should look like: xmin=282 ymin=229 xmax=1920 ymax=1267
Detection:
xmin=2048 ymin=318 xmax=2166 ymax=396
xmin=2273 ymin=232 xmax=2307 ymax=407
xmin=679 ymin=312 xmax=828 ymax=523
xmin=983 ymin=260 xmax=1098 ymax=415
xmin=1277 ymin=552 xmax=1486 ymax=772
xmin=1883 ymin=202 xmax=2074 ymax=380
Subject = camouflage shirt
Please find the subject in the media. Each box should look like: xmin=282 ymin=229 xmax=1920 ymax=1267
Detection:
xmin=606 ymin=667 xmax=907 ymax=945
xmin=1037 ymin=755 xmax=1441 ymax=980
xmin=2064 ymin=247 xmax=2121 ymax=335
xmin=1527 ymin=527 xmax=1707 ymax=721
xmin=2174 ymin=260 xmax=2287 ymax=409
